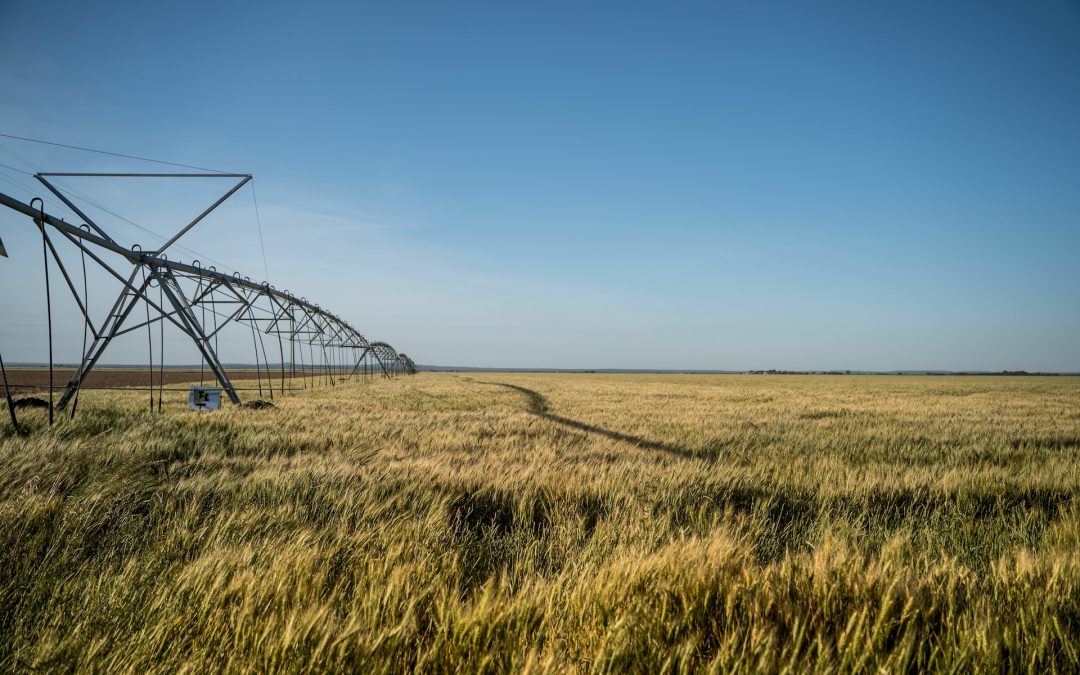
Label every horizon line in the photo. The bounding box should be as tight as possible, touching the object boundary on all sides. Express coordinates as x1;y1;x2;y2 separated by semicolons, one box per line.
4;362;1078;376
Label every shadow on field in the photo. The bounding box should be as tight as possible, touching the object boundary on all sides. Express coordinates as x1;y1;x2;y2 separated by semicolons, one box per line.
483;381;697;459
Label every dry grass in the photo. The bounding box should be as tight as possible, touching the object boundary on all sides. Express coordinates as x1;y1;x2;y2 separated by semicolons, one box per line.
2;372;1080;672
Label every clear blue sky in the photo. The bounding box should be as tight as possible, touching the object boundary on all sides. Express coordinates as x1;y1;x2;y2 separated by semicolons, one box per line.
1;1;1078;370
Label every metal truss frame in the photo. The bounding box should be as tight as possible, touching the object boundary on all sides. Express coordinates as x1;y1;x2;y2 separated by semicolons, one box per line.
0;173;415;408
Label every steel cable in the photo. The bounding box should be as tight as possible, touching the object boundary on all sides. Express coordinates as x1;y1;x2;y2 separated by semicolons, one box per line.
32;199;55;426
158;281;165;413
70;229;91;419
141;268;154;413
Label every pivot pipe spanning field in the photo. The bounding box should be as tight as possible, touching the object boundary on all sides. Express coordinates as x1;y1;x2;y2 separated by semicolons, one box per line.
0;172;416;411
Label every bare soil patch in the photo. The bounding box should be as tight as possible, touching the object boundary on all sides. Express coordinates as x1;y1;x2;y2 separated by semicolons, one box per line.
5;367;274;392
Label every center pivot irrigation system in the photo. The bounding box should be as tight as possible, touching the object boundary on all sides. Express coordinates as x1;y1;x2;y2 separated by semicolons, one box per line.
0;168;416;424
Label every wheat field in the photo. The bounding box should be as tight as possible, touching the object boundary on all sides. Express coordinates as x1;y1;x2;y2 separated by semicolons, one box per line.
2;372;1079;673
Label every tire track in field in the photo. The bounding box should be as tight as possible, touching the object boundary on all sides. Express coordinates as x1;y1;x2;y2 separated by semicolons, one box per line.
471;378;698;459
